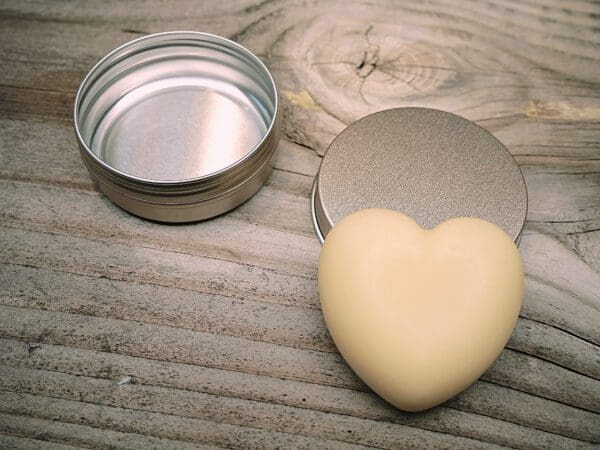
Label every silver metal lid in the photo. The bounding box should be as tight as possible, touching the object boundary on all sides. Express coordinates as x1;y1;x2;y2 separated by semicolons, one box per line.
311;107;527;243
74;31;280;222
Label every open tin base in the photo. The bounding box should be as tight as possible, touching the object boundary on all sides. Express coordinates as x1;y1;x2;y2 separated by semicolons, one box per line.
74;31;280;222
311;108;527;245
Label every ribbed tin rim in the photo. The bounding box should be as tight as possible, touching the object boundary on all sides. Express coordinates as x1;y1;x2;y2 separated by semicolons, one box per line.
310;176;326;244
73;31;279;187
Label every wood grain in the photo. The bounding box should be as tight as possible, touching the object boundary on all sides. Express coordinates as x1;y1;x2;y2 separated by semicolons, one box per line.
0;0;599;448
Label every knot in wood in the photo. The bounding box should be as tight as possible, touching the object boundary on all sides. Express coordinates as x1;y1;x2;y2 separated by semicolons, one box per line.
356;46;379;78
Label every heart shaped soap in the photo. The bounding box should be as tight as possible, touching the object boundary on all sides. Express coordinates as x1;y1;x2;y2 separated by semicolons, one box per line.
318;209;524;411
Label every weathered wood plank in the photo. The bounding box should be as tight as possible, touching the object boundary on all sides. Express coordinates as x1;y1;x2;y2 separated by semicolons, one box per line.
0;366;504;450
486;350;599;413
520;232;600;312
0;179;319;276
0;302;357;389
1;2;599;153
2;208;598;363
0;412;216;450
2;262;598;380
0;263;333;353
0;0;599;447
1;171;598;303
0;392;365;450
0;338;597;446
1;301;598;416
508;318;599;380
0;433;83;450
0;226;320;309
520;274;600;346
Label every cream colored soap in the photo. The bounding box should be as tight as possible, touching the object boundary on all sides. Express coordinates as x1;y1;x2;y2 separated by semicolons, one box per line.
318;209;524;412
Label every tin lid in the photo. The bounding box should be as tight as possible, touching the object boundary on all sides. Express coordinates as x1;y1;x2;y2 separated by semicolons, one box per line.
311;107;527;243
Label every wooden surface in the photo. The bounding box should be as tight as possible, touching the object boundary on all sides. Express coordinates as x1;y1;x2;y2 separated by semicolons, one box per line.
0;0;599;448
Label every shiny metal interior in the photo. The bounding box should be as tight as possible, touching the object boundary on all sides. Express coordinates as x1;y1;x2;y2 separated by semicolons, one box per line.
76;31;276;183
74;31;280;222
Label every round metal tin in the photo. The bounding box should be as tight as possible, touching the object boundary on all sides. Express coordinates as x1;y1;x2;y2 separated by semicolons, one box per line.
74;31;280;222
311;107;527;244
